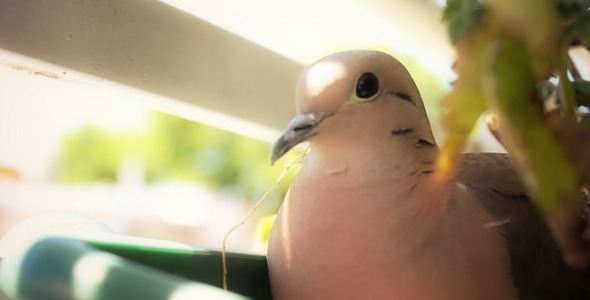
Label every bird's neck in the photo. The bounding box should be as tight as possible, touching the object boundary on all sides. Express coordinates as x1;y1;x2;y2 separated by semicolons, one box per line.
300;134;451;225
304;135;438;188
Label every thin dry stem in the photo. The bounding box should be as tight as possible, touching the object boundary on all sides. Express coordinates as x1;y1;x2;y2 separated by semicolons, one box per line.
221;146;310;291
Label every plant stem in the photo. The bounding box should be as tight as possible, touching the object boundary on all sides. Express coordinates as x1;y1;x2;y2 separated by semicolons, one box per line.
221;145;309;291
558;48;577;116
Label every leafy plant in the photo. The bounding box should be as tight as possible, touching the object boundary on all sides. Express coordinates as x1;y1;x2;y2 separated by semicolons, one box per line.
441;0;590;267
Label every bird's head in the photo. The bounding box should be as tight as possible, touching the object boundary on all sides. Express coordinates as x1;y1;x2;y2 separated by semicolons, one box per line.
271;51;435;164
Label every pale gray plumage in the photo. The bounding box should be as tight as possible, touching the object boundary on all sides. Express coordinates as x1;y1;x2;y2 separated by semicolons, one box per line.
268;50;590;300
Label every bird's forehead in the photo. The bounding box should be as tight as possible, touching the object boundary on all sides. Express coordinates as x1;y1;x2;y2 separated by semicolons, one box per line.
303;61;348;96
296;60;353;113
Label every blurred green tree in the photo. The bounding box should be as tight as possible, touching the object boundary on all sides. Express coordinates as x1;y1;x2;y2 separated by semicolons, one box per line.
57;126;126;183
55;112;299;211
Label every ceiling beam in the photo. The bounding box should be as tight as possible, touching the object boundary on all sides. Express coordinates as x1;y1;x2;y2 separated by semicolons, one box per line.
0;0;303;137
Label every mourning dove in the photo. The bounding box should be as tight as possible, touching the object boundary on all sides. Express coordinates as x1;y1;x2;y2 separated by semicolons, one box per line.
267;51;590;300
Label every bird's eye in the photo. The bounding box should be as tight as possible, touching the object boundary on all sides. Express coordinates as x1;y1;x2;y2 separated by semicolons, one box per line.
355;72;380;101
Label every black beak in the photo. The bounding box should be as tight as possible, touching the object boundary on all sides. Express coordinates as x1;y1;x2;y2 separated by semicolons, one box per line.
271;112;334;164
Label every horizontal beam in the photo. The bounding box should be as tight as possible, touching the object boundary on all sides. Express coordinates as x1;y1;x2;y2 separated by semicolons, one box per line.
0;0;304;139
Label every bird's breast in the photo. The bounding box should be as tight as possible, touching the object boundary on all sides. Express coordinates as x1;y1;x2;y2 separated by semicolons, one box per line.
267;174;519;300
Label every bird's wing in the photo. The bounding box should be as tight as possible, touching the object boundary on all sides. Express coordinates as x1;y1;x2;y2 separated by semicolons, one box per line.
457;152;590;300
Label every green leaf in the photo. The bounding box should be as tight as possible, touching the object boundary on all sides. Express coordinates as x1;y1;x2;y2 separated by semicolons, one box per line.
491;35;578;210
556;0;590;18
439;22;490;171
442;0;484;44
564;10;590;44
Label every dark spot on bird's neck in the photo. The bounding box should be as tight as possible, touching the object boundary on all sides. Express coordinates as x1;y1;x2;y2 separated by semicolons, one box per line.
416;139;436;148
418;169;434;177
391;92;416;106
392;128;414;136
490;188;529;201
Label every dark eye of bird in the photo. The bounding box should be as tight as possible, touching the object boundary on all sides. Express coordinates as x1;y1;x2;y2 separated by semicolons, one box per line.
355;72;379;100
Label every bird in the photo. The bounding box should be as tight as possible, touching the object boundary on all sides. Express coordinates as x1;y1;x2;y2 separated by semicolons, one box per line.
267;50;590;300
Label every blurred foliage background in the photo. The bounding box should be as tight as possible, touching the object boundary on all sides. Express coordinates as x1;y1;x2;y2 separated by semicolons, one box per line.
56;111;297;212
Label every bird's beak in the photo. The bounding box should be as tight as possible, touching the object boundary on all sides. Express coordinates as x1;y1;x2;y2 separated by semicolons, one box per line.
271;112;334;164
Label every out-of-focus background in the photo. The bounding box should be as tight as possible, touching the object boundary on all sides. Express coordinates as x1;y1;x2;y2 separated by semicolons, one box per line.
0;0;503;253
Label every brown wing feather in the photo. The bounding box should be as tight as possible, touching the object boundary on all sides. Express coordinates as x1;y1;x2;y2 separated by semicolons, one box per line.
457;152;590;300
